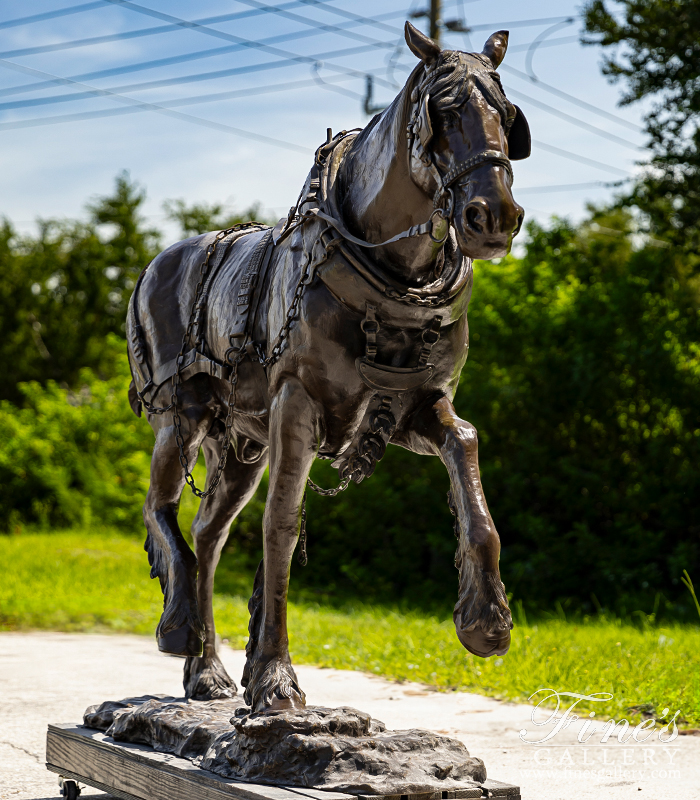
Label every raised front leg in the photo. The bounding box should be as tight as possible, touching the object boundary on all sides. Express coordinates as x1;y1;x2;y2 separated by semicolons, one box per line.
184;438;269;700
408;395;512;657
242;378;318;712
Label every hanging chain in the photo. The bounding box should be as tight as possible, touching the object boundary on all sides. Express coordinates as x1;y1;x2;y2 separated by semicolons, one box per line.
306;476;350;496
258;254;314;369
138;391;173;415
298;491;308;566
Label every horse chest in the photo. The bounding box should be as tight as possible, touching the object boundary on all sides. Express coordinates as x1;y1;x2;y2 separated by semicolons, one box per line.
279;279;469;478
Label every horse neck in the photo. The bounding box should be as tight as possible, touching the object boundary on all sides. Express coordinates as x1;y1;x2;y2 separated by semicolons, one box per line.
339;75;440;284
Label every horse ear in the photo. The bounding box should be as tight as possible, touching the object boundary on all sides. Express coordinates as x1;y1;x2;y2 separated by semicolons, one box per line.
405;21;441;64
482;30;509;68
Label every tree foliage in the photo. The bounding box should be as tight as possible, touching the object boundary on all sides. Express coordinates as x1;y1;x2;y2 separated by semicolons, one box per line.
163;199;275;237
0;173;160;402
3;201;697;616
583;0;700;256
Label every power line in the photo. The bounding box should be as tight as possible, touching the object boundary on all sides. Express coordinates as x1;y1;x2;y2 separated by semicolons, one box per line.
0;7;620;143
0;42;400;112
516;181;619;194
524;18;576;80
0;4;631;181
0;67;382;126
0;2;106;30
0;6;409;100
507;35;580;54
0;0;348;60
214;0;399;52
0;58;312;154
0;57;632;183
467;16;574;31
99;0;395;68
505;86;642;151
499;64;643;133
532;139;629;176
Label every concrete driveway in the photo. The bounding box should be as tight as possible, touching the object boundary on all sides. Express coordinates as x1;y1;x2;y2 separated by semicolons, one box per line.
0;632;697;800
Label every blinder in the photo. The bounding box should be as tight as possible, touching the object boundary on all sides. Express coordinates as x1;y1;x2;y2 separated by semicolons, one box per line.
416;91;433;150
507;105;531;160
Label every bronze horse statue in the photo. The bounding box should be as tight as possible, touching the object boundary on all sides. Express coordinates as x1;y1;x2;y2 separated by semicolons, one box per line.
127;23;530;712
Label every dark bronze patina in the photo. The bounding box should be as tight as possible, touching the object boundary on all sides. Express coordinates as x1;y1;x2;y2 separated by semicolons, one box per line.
126;24;531;713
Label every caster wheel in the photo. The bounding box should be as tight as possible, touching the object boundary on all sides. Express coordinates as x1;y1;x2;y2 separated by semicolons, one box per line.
60;778;80;800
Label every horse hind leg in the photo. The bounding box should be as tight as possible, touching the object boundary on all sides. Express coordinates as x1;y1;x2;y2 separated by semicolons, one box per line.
184;436;268;701
143;388;214;657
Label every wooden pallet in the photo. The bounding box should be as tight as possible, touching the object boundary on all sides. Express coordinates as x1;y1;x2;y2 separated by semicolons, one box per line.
46;724;520;800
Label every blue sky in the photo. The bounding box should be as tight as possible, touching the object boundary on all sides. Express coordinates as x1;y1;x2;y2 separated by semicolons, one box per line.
0;0;645;244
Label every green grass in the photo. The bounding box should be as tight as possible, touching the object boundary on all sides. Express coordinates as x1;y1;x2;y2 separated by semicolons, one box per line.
2;530;699;728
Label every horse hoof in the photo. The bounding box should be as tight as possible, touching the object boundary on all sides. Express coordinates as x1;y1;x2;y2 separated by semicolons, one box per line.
456;624;511;658
158;624;204;657
184;653;238;700
243;656;306;713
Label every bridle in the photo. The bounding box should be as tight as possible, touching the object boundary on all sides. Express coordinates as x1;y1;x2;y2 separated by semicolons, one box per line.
285;61;515;251
405;62;514;244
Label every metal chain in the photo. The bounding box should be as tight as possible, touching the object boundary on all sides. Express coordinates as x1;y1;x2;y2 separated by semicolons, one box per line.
298;491;308;566
306;476;350;496
259;254;314;369
137;391;173;415
297;475;350;568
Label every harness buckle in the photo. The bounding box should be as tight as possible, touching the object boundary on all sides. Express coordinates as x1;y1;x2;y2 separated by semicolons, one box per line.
428;207;450;244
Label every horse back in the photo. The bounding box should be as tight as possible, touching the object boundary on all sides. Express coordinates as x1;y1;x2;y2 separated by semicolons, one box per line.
127;228;270;405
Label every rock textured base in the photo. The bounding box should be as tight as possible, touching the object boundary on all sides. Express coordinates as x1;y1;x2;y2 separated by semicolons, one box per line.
84;697;486;795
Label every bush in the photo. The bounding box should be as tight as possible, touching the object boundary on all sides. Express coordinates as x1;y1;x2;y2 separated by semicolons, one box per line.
2;207;698;618
0;336;151;532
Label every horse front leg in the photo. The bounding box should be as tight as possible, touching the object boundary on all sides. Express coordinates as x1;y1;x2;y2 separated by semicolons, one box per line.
408;395;512;657
242;378;316;712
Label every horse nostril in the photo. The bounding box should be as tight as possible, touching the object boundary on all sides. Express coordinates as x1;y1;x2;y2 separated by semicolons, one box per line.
513;210;524;236
464;199;489;235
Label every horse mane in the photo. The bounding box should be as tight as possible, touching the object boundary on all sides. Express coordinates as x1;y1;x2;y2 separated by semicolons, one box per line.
349;49;513;160
426;51;511;123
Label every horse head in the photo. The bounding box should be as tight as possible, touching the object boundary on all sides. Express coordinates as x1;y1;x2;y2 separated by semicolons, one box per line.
405;22;530;260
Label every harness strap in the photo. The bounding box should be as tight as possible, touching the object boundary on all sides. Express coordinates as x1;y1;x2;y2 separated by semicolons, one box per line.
418;315;442;365
306;207;447;249
433;149;513;206
361;304;379;364
192;230;240;348
228;228;275;342
151;348;231;389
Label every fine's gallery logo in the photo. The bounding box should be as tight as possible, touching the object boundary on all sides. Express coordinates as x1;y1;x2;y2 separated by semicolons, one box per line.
519;689;680;745
516;689;683;782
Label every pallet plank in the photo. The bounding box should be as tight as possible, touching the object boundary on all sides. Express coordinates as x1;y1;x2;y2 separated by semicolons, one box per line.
47;726;308;800
46;724;519;800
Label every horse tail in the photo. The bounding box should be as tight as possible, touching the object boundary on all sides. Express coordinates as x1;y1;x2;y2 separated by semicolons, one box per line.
125;264;150;419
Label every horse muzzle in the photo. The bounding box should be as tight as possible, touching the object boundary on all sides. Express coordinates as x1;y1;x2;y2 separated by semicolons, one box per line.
453;188;524;260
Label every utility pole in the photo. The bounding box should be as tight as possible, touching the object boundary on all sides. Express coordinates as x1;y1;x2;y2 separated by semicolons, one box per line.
429;0;441;44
